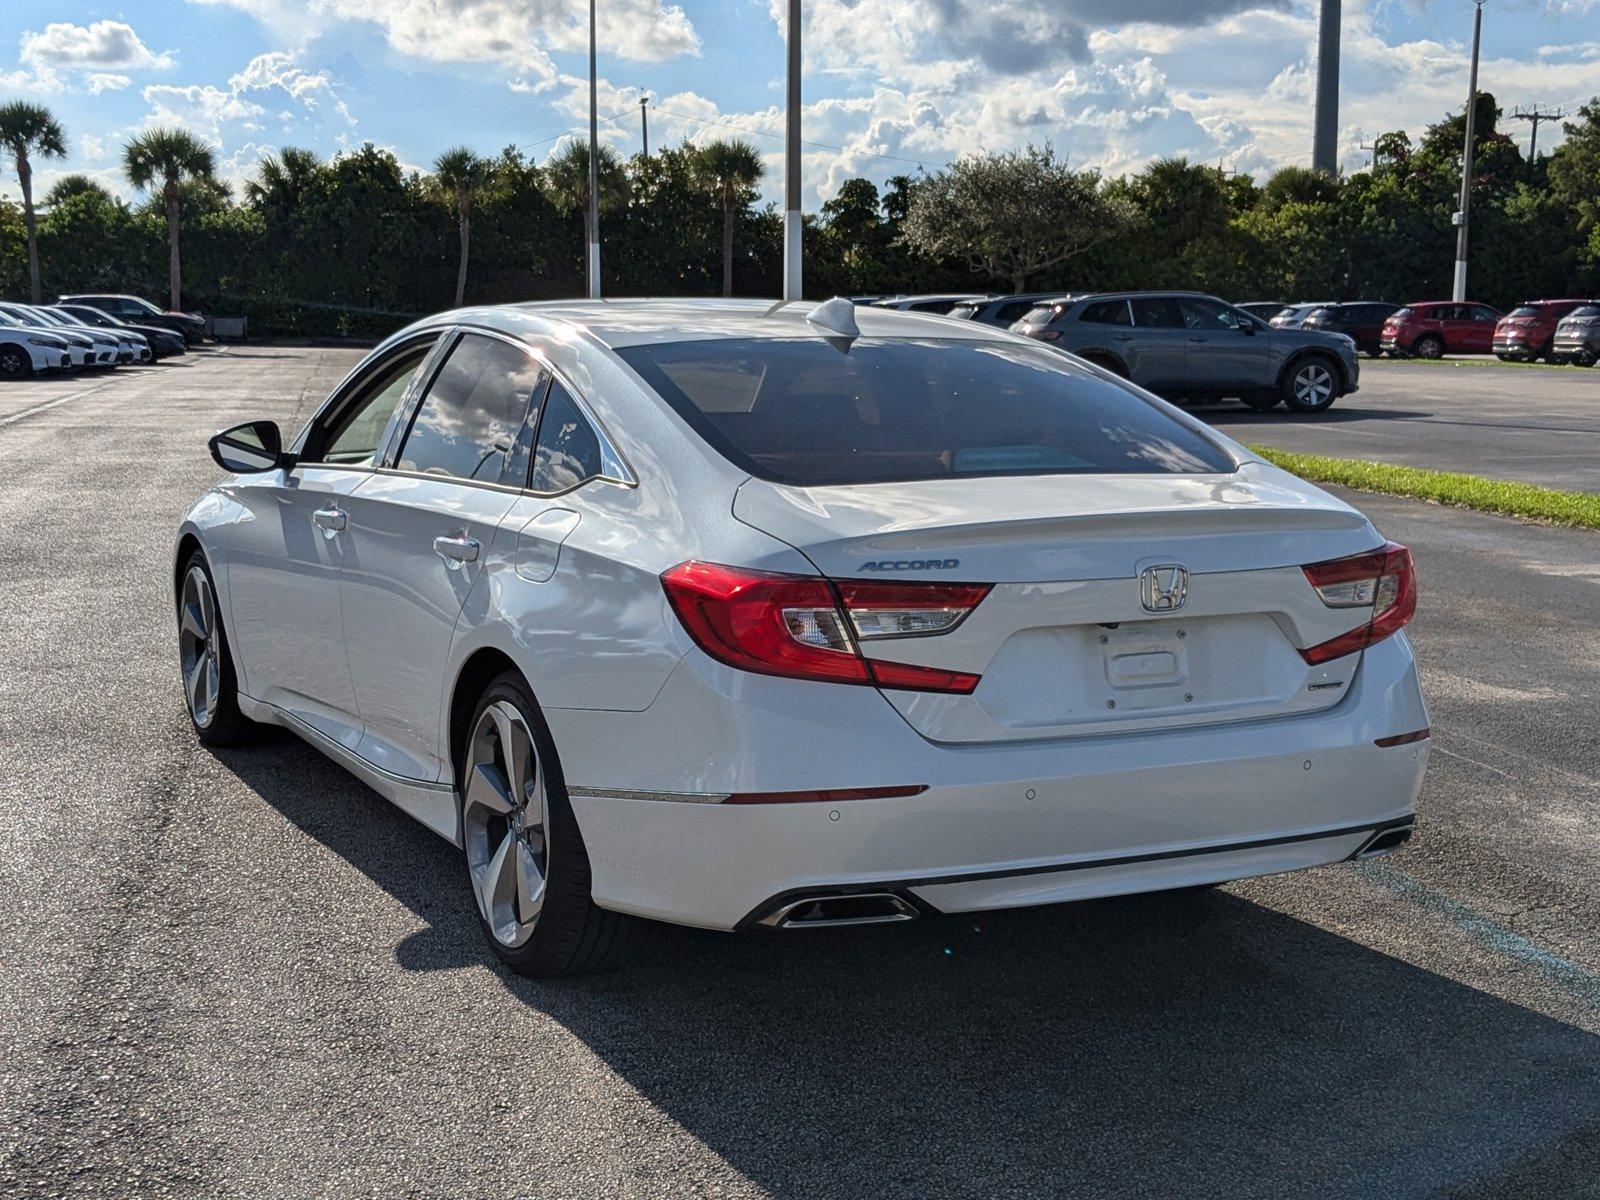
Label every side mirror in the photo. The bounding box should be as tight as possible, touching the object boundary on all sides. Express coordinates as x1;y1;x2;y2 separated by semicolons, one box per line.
1238;320;1257;335
209;420;291;473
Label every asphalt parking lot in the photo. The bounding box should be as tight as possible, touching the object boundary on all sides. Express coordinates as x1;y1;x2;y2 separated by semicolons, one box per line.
2;348;1598;1199
1210;359;1600;493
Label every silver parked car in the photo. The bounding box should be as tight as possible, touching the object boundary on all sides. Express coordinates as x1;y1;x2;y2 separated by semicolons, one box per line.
1011;291;1360;414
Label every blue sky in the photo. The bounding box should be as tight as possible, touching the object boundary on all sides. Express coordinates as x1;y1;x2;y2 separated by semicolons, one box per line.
3;0;1598;209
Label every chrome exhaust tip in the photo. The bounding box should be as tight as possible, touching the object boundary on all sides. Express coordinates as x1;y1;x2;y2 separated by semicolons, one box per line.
1355;825;1413;859
758;892;919;929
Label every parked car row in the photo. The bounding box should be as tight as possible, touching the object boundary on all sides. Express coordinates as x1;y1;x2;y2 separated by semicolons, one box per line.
1252;296;1600;363
0;294;201;380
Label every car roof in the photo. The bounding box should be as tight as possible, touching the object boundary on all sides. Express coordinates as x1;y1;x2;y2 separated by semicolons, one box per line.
397;297;1033;351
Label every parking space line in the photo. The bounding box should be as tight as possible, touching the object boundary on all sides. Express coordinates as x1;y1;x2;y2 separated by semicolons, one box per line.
0;377;126;428
1355;860;1600;1012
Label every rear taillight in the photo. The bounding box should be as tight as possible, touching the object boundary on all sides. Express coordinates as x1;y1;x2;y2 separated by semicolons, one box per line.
661;561;991;693
1033;329;1063;342
1299;542;1417;665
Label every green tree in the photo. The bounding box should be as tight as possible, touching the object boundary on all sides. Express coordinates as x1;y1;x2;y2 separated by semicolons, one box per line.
122;127;216;309
691;138;765;296
245;147;323;218
0;101;68;302
432;146;489;306
44;173;111;208
902;145;1136;291
541;140;627;279
1548;99;1600;266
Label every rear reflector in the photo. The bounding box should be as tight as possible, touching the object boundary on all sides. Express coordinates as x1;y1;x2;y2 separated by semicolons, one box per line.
661;561;989;693
723;785;928;805
1375;728;1430;747
1299;541;1417;665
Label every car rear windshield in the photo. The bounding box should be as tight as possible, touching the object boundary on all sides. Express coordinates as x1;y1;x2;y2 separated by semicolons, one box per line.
1508;306;1540;318
1015;305;1057;325
615;337;1236;487
1570;305;1600;318
947;303;981;319
1392;307;1414;318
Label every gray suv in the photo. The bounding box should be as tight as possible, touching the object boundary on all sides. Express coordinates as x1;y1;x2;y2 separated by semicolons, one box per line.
1011;291;1360;413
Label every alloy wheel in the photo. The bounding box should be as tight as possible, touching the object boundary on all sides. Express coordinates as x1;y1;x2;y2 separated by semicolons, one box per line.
178;565;221;728
1292;363;1335;409
463;701;549;948
0;349;26;377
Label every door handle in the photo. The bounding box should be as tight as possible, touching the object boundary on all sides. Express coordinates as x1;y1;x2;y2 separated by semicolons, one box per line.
1112;334;1133;341
311;505;347;538
433;533;481;568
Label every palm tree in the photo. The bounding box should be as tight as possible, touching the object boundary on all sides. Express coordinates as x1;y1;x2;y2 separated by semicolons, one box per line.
122;127;216;310
245;146;322;218
44;174;112;207
433;147;489;307
542;140;626;271
0;101;68;303
692;139;765;297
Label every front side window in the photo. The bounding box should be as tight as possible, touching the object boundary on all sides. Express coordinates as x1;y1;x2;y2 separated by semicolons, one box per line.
310;341;437;467
617;336;1236;487
397;333;548;484
1471;305;1499;322
1179;297;1250;330
530;383;603;493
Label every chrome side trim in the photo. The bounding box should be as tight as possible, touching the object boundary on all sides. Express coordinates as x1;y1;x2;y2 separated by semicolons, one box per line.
569;785;730;804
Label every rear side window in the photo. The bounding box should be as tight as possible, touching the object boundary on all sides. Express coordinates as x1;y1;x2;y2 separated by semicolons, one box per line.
397;332;547;485
529;383;603;493
1130;297;1185;328
617;336;1236;487
1079;300;1131;325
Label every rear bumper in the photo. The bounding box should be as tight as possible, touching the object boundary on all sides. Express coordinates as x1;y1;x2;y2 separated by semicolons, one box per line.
553;634;1429;930
1378;335;1403;353
1552;335;1598;359
1492;337;1538;356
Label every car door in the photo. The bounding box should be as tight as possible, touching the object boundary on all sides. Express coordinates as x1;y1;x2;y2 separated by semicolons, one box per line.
1468;305;1501;352
223;335;440;749
1177;296;1264;392
1124;297;1189;391
339;329;551;783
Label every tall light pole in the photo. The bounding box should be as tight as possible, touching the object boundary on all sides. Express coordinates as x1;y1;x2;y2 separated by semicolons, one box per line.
639;92;649;158
1312;0;1341;175
1452;0;1485;302
587;0;601;299
783;0;802;302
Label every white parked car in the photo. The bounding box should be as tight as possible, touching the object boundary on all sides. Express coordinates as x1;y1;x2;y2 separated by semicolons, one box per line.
0;322;73;377
0;302;120;368
31;304;149;363
175;299;1429;976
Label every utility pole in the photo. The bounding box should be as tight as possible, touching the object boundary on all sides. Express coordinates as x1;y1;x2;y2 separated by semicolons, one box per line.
1510;104;1564;165
1312;0;1341;175
1452;0;1484;303
783;0;802;302
639;92;649;158
587;0;601;299
1358;138;1377;170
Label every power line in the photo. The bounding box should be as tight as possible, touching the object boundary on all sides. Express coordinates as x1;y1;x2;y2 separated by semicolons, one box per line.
1510;104;1566;164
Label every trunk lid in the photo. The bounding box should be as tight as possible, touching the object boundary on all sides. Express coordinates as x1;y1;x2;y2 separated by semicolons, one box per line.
734;463;1383;744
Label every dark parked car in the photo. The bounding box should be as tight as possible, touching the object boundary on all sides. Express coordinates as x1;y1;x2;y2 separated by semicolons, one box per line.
1010;290;1359;413
1236;302;1288;322
871;293;990;314
1300;302;1401;356
1380;302;1501;358
1551;304;1600;366
1493;300;1592;362
948;293;1073;327
58;293;206;345
54;304;187;360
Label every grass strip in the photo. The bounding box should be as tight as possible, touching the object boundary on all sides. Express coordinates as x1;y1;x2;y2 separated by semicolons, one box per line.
1247;445;1600;530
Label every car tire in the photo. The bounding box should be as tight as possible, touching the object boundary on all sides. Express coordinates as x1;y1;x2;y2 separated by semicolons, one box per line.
177;551;261;746
0;343;33;380
1241;394;1281;412
1413;335;1444;360
1280;355;1340;414
459;671;634;978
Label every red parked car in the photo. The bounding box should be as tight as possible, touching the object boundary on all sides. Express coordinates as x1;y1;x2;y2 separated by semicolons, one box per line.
1379;302;1502;358
1493;300;1591;362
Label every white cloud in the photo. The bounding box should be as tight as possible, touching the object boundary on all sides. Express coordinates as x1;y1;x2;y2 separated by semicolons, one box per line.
188;0;700;69
21;20;174;71
88;73;132;94
139;51;359;144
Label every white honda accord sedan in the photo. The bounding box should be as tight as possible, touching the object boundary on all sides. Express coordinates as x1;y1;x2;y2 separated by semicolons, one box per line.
175;298;1429;976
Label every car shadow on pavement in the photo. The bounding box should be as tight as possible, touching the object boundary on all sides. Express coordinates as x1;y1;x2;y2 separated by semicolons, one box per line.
1202;404;1434;426
218;738;1600;1200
